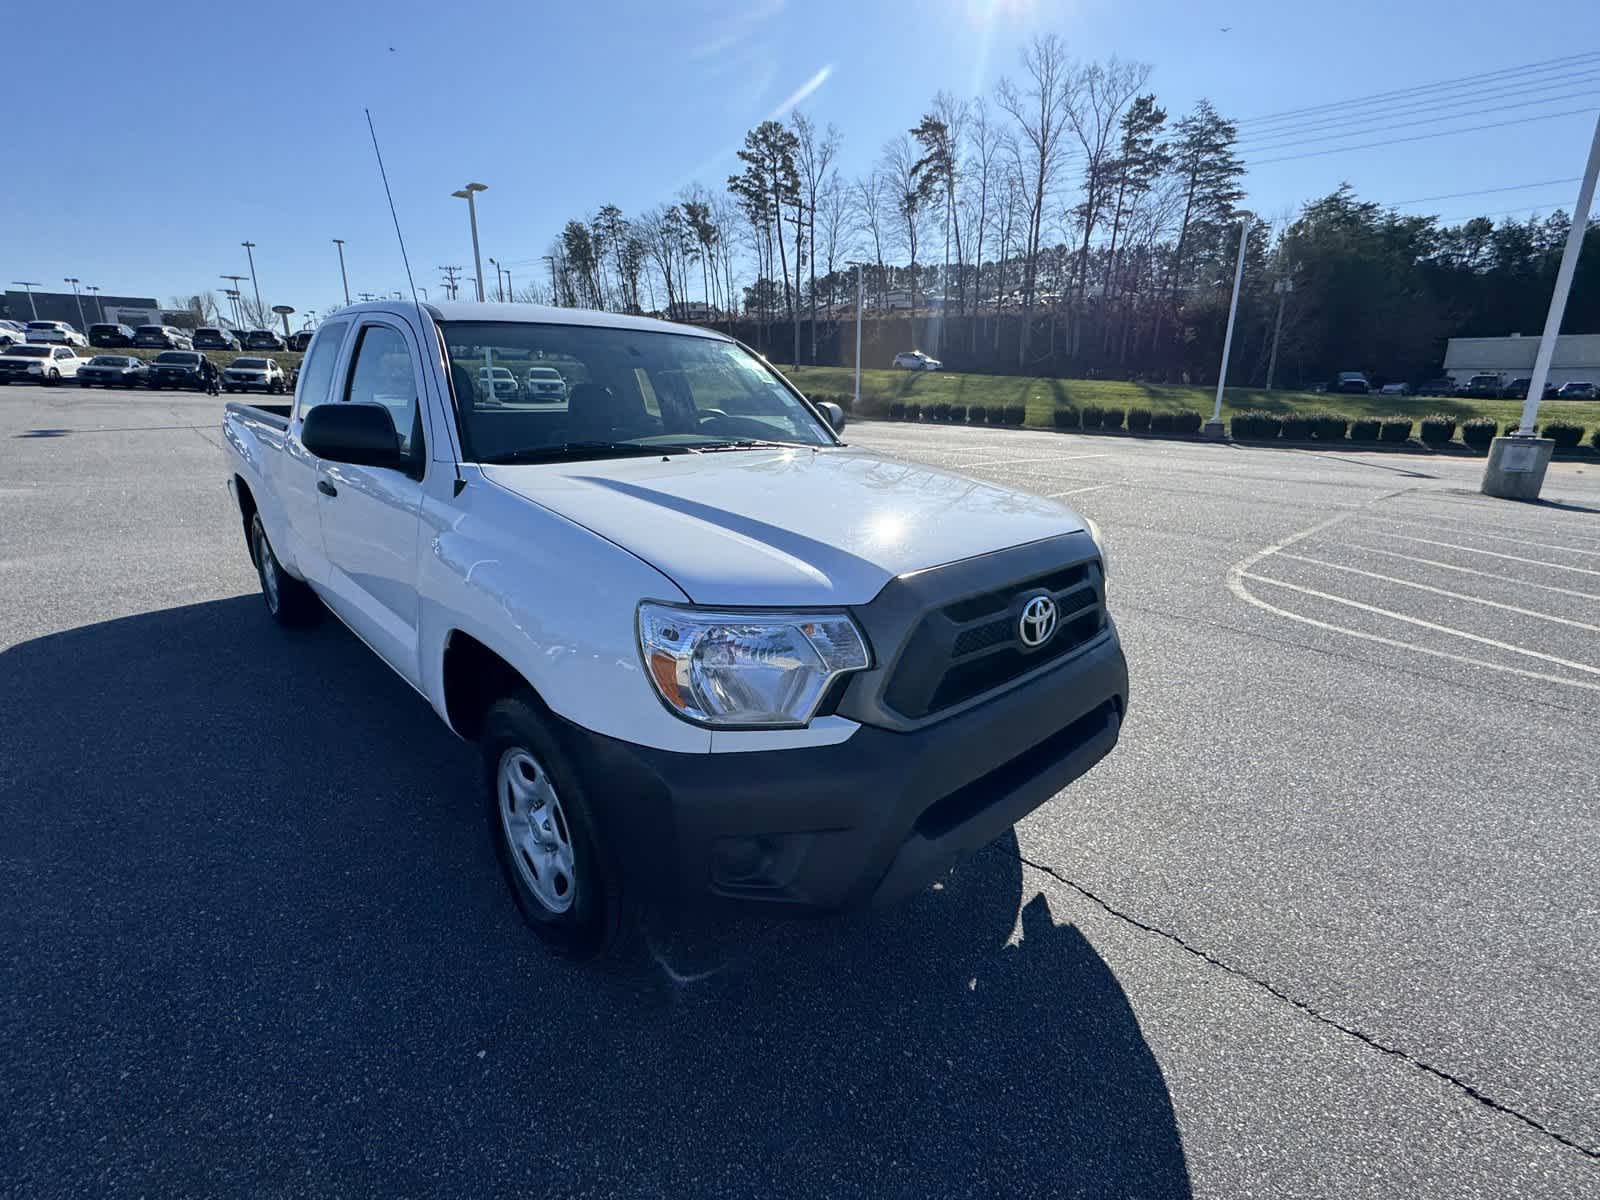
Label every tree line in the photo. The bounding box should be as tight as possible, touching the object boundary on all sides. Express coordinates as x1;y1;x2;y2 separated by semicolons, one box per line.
534;32;1597;387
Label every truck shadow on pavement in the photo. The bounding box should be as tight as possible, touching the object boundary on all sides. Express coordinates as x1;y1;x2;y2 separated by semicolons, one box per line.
2;596;1191;1199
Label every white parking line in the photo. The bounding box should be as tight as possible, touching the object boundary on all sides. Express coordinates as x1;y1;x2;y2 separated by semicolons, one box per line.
947;453;1110;469
1362;515;1600;559
1047;482;1118;498
1340;544;1600;602
1275;553;1600;632
1241;573;1600;677
1371;502;1600;549
1366;531;1600;578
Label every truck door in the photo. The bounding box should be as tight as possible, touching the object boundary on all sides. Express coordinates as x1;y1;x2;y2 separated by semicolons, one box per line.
274;318;351;585
312;317;428;686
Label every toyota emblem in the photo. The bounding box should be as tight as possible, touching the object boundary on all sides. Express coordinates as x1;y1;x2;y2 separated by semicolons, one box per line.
1018;595;1058;648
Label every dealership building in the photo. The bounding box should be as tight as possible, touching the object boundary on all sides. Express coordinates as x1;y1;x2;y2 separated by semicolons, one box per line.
2;289;164;330
1442;333;1600;387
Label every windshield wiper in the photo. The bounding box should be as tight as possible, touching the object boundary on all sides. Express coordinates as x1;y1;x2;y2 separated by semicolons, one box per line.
692;438;795;452
477;441;693;465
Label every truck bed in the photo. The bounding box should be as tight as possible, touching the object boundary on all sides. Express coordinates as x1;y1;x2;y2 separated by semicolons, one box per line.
225;400;291;427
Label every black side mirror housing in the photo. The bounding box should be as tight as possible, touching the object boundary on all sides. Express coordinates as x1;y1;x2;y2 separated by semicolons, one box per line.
301;403;403;469
817;400;846;433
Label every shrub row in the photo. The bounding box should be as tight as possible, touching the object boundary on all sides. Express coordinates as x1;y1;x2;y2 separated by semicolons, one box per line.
887;401;1025;426
1055;406;1199;434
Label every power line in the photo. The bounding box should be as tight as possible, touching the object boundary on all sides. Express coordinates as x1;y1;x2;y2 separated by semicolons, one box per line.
1237;73;1600;148
1247;106;1599;167
1236;50;1600;129
1386;178;1581;207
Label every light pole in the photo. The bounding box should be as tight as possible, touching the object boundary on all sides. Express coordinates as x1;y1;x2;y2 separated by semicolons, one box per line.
489;257;504;302
1265;275;1293;392
504;266;513;301
451;183;488;301
63;278;87;332
847;260;868;413
1482;114;1600;500
1206;217;1251;438
11;282;41;319
85;285;104;323
241;241;262;314
332;239;351;306
221;275;248;327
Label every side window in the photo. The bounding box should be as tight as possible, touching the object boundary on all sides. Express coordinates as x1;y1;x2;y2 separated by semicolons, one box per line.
345;324;423;463
295;320;349;415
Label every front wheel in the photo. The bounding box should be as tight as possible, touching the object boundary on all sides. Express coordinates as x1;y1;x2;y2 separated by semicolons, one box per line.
481;692;625;960
45;369;61;386
249;512;320;627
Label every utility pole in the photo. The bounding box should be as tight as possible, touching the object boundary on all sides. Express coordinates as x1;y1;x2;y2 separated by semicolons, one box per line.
489;257;505;302
504;266;513;301
1206;217;1252;438
221;275;249;327
241;241;262;314
451;183;488;301
543;256;558;304
332;239;351;306
358;292;376;303
11;282;41;319
1265;275;1293;392
63;278;87;331
1482;114;1600;501
438;265;462;300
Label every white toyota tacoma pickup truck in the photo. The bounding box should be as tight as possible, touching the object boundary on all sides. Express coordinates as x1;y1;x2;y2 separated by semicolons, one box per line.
222;301;1127;957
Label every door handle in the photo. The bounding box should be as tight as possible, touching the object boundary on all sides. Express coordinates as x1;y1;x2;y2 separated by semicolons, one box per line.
317;480;338;498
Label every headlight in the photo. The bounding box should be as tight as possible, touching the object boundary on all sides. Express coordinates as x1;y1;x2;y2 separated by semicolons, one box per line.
1084;517;1109;577
638;603;870;728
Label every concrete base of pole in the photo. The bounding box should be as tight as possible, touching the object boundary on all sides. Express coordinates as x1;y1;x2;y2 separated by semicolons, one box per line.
1203;419;1227;440
1480;436;1554;500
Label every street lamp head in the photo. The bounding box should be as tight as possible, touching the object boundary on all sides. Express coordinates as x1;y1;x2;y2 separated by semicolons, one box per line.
466;182;487;193
451;190;470;199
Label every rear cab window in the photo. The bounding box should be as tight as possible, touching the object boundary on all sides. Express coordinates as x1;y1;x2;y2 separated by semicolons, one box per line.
294;321;351;416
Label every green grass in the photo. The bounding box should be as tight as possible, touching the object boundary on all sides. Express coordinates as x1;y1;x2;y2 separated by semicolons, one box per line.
785;366;1600;443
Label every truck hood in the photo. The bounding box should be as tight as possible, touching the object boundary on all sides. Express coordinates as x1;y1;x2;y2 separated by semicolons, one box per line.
482;446;1087;605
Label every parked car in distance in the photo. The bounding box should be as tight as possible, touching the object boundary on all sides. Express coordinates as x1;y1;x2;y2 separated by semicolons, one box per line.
146;350;209;390
221;300;1125;959
193;327;242;351
223;356;287;393
1556;380;1597;400
243;329;286;351
0;319;27;349
523;365;568;402
76;354;149;387
892;350;943;371
25;320;88;347
1417;377;1457;396
1502;377;1559;399
478;364;521;402
134;324;194;350
1462;373;1503;398
1332;371;1371;394
288;330;315;352
88;323;137;348
1378;382;1411;396
0;342;84;384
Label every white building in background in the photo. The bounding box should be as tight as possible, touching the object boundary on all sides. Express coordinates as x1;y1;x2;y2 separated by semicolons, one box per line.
1443;333;1600;386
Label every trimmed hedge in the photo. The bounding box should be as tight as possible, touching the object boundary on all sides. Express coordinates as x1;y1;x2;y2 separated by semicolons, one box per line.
1350;418;1381;442
1461;417;1497;450
948;403;967;423
1504;420;1525;437
968;406;987;425
1592;428;1600;450
932;401;952;422
1419;414;1457;445
1279;414;1314;440
1127;407;1152;433
1231;410;1280;439
1312;412;1349;440
1080;404;1104;430
1101;407;1125;432
1379;417;1413;444
1149;411;1176;433
1173;410;1203;435
1003;403;1026;426
888;401;906;420
1544;420;1585;449
904;402;922;422
987;404;1008;425
1053;406;1079;429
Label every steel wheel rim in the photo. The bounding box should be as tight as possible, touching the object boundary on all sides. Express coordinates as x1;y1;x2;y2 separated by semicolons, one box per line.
497;747;577;915
254;524;281;612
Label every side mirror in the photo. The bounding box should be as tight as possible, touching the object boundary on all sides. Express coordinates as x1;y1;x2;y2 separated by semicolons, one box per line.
301;402;403;469
817;400;846;433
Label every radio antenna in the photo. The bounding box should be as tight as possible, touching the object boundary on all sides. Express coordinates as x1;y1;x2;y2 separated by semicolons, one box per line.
365;108;466;496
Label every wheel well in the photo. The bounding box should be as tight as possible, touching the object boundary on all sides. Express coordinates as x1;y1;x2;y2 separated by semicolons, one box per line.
443;632;532;741
234;476;259;559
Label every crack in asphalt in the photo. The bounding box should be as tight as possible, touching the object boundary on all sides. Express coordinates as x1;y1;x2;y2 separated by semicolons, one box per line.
999;845;1600;1161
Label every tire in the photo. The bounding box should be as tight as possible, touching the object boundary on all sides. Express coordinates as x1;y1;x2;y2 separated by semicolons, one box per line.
45;369;60;387
248;512;320;628
481;692;626;960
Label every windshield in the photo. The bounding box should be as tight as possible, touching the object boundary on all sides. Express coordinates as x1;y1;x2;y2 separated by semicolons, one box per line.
7;345;51;357
233;357;269;368
154;352;199;364
26;322;57;330
442;321;833;462
89;356;130;366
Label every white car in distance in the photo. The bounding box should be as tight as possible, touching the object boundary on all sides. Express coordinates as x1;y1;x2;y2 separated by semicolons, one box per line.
0;342;84;385
892;350;942;371
524;365;568;403
25;320;88;347
478;365;521;402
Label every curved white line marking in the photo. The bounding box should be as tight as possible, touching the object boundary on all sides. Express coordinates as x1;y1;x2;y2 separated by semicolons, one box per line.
1341;544;1600;602
1363;515;1600;559
1368;532;1600;577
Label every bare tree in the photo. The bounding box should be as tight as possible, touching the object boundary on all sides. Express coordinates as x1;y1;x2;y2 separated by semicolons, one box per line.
792;112;840;360
882;134;928;345
964;97;1003;349
1065;59;1150;315
816;171;852;312
852;172;889;309
995;32;1075;365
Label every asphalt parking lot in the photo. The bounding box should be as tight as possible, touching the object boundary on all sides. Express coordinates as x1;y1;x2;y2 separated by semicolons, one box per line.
3;382;1598;1197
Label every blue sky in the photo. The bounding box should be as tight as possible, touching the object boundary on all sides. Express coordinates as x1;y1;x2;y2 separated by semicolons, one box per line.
9;0;1599;317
